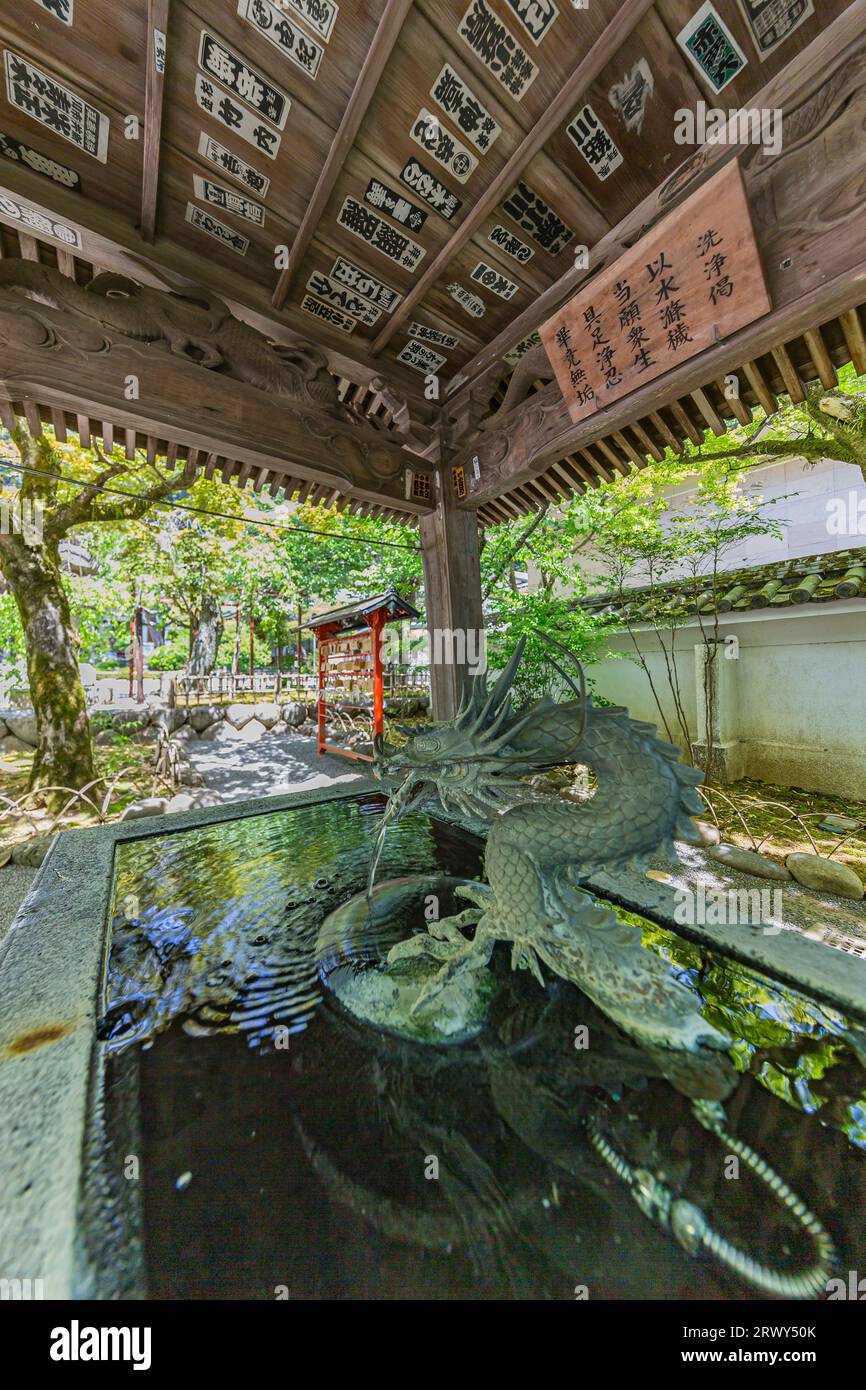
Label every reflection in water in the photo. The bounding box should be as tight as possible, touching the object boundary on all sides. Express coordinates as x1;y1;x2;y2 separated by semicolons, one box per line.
100;794;866;1299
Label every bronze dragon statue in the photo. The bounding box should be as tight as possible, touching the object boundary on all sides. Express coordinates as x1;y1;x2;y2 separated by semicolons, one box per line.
370;634;730;1057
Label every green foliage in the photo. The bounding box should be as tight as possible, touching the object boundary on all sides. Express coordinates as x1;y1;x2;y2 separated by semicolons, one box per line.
215;626;272;673
147;630;190;671
0;591;24;660
485;592;614;704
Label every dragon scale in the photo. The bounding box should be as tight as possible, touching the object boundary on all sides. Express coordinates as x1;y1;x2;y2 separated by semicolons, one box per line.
372;636;730;1057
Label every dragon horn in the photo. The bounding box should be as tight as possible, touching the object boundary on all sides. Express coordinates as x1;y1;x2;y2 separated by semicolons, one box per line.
479;695;556;753
532;629;588;750
469;635;526;735
453;680;471;724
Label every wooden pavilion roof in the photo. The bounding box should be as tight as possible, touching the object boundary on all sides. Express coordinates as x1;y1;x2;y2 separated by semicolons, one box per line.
0;0;864;520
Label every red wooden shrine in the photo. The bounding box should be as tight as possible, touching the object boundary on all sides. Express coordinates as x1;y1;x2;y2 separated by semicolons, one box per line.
307;588;420;763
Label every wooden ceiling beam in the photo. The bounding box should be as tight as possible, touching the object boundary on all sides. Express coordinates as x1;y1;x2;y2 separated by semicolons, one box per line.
0;167;437;422
742;359;779;416
612;430;646;470
489;491;522;519
648;410;683;455
0;309;432;511
839;308;866;375
482;499;512;524
555;456;592;488
803;327;838;389
568;455;599;487
530;474;563;504
769;345;806;404
595;438;629;476
580;448;613;484
539;469;573;501
372;0;656;354
691;388;726;438
716;379;752;426
446;0;866;408
272;0;416;308
141;0;169;244
667;399;703;447
628;420;663;464
462;271;866;508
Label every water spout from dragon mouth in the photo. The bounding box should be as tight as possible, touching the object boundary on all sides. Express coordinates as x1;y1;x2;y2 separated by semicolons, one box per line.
366;772;427;900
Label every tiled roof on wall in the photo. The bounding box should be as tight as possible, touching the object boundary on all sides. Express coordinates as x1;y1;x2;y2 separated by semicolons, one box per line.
581;548;866;624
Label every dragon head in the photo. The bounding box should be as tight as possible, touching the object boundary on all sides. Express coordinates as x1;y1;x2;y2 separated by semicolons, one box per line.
367;635;587;895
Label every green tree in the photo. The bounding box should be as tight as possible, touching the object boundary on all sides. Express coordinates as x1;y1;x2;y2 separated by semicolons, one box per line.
0;424;192;802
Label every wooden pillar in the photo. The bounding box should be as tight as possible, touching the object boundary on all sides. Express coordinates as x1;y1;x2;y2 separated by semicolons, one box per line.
419;488;483;722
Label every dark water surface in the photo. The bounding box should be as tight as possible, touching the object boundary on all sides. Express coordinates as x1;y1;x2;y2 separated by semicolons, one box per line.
99;794;866;1300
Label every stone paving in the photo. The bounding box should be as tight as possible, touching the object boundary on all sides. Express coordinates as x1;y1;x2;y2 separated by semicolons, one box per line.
186;729;369;802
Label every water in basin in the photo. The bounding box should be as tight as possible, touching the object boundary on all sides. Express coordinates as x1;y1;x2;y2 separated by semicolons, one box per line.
96;792;866;1299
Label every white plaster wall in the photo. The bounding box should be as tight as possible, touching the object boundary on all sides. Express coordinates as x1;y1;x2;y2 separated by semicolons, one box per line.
586;605;866;799
529;457;866;596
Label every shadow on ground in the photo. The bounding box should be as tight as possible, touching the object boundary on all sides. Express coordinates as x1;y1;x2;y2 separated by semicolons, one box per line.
187;731;368;802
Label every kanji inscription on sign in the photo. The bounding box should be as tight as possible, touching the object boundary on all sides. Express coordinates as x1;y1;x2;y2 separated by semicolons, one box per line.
540;163;771;424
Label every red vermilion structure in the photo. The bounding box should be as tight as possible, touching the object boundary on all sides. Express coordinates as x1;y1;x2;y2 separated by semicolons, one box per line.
307;588;420;763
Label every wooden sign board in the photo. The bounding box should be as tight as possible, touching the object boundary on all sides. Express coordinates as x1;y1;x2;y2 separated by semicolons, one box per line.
540;163;771;425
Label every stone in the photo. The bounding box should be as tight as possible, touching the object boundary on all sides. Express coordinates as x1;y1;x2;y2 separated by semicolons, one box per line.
11;831;56;868
189;705;224;733
786;853;864;901
237;718;267;742
0;734;34;757
269;720;289;735
282;702;306;727
226;703;255;728
696;820;722;847
120;798;168;821
169;725;197;744
150;707;187;734
191;790;223;808
4;713;37;745
199;720;244;742
107;707;148;729
817;814;862;834
178;767;205;787
708;844;791;881
252;702;280;728
167;789;222;812
0;717;6;740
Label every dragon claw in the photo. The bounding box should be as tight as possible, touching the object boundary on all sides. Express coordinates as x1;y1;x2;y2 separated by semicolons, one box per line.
407;944;486;1016
456;882;492;908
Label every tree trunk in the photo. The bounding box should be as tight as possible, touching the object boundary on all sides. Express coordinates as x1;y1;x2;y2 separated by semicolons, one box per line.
232;599;241;677
0;533;95;802
188;591;223;675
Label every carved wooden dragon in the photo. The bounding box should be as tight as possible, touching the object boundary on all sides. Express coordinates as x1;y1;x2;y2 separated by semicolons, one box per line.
0;258;340;413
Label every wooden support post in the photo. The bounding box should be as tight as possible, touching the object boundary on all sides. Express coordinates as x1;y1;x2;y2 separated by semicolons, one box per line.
419;488;483;722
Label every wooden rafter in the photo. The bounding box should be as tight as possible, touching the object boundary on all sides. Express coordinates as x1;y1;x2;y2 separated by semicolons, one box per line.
141;0;169;244
371;0;655;355
446;0;866;408
271;0;416;309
